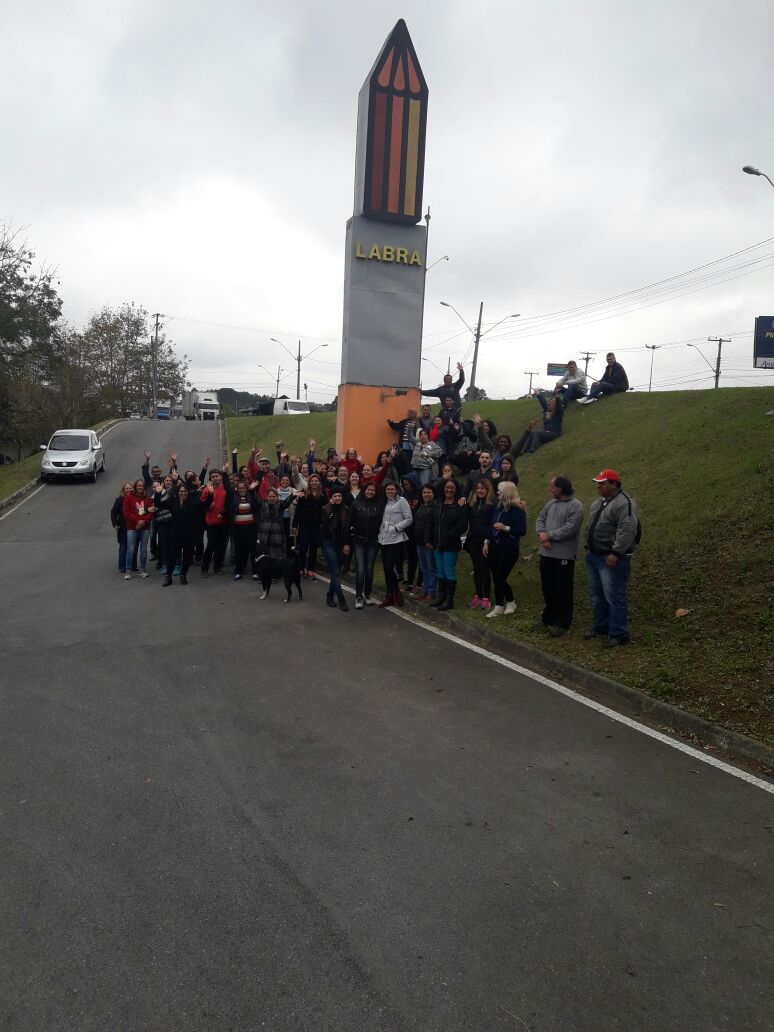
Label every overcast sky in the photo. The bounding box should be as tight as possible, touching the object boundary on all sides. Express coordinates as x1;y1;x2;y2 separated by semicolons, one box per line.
4;0;774;401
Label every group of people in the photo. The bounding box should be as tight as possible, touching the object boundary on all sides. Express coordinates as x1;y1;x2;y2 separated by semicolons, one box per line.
508;352;631;459
109;365;639;646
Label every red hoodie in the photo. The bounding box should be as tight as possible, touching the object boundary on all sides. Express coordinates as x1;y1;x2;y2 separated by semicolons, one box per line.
200;483;229;525
122;492;151;531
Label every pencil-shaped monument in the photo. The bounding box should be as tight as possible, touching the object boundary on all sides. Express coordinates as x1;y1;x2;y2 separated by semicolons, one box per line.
337;19;429;458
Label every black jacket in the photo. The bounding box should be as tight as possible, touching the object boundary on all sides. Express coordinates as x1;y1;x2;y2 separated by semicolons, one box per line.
320;503;349;545
465;499;495;549
422;369;465;408
413;501;438;547
347;496;384;545
432;502;468;552
537;393;564;434
600;362;629;391
293;493;326;531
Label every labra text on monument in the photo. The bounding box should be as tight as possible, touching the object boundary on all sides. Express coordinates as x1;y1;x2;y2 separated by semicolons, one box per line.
354;241;422;266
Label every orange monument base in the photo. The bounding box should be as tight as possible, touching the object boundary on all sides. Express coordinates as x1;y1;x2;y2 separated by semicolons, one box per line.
336;383;421;465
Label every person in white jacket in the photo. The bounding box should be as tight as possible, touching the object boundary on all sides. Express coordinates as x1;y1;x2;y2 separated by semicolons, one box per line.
554;360;587;405
377;482;413;608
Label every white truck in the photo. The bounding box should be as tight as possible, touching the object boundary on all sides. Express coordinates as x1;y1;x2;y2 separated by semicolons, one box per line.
182;390;220;421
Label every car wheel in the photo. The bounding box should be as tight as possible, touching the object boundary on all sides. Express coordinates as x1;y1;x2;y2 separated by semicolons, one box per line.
90;465;98;483
100;456;106;474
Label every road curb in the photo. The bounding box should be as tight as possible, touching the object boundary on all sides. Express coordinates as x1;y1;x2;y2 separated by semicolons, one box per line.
397;597;774;772
0;419;125;514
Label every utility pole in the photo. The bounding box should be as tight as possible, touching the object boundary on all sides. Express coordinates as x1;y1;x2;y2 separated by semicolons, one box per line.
524;370;538;395
708;336;730;389
152;313;161;416
645;344;661;392
295;340;302;401
579;351;595;375
469;301;485;393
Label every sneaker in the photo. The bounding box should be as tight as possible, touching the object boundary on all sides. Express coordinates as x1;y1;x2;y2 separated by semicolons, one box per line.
306;570;316;580
233;573;242;581
584;396;597;405
504;601;517;615
251;573;259;581
355;595;364;609
480;597;491;610
138;570;149;579
469;595;481;609
326;594;337;608
365;596;377;606
338;598;349;612
486;605;505;619
124;573;131;580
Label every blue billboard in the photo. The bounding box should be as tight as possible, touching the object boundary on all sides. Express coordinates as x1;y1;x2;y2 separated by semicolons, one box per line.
753;316;774;369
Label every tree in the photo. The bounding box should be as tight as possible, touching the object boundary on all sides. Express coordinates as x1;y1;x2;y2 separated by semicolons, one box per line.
464;385;488;402
0;224;63;451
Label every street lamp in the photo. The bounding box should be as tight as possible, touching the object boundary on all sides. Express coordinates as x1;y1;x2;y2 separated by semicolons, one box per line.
687;340;723;389
440;301;520;393
258;363;287;398
645;344;661;393
270;337;329;400
426;255;450;272
742;165;774;191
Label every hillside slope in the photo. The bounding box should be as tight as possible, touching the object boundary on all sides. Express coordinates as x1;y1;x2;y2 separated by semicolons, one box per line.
227;387;774;746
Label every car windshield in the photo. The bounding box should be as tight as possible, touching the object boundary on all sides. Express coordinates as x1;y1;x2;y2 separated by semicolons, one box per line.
50;434;90;451
286;402;308;412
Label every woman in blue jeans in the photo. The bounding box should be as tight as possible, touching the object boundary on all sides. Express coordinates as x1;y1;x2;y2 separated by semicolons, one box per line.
320;487;350;611
346;481;384;609
430;478;468;611
413;484;438;601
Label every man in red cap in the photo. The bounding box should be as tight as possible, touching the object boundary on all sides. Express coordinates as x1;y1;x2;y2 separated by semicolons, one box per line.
583;469;640;646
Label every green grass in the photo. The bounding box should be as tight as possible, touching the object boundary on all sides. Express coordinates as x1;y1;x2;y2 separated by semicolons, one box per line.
0;419;118;502
228;390;774;747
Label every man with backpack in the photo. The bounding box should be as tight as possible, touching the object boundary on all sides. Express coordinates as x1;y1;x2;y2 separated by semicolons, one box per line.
584;469;640;647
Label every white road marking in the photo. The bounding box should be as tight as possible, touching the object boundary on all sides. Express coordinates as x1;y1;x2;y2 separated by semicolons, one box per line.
318;576;774;795
0;484;46;521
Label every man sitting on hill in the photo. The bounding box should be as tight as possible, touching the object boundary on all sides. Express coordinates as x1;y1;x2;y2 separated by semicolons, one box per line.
555;360;588;405
579;352;629;404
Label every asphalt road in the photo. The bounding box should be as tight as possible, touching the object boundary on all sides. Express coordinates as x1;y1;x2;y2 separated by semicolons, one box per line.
1;420;772;1032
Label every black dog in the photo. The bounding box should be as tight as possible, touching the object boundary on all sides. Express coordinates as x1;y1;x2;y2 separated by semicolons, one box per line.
255;549;303;603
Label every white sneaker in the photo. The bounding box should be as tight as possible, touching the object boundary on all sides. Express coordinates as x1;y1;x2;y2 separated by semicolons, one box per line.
486;605;505;618
138;570;149;578
576;397;589;404
585;396;597;405
124;573;131;580
365;596;377;606
355;596;364;610
504;601;517;615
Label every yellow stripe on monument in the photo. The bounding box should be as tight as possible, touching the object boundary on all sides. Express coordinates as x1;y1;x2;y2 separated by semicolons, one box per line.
404;99;421;216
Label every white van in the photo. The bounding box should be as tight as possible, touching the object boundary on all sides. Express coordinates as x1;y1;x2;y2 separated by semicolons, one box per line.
40;429;105;482
273;399;310;415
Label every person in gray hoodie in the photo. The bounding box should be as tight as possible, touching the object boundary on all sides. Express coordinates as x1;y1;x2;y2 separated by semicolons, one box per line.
535;475;584;636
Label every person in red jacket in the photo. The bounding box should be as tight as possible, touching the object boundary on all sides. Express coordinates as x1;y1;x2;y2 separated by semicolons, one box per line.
200;468;232;575
122;479;152;580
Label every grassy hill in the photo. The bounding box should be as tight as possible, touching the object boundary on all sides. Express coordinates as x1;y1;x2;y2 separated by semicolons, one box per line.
227;387;774;747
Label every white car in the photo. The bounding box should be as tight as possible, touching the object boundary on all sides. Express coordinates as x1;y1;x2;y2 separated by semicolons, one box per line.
40;429;106;483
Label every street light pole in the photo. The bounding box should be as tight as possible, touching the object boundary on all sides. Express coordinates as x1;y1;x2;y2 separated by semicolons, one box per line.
271;337;328;400
439;302;520;396
742;165;774;191
707;336;730;389
645;344;661;392
470;301;485;393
